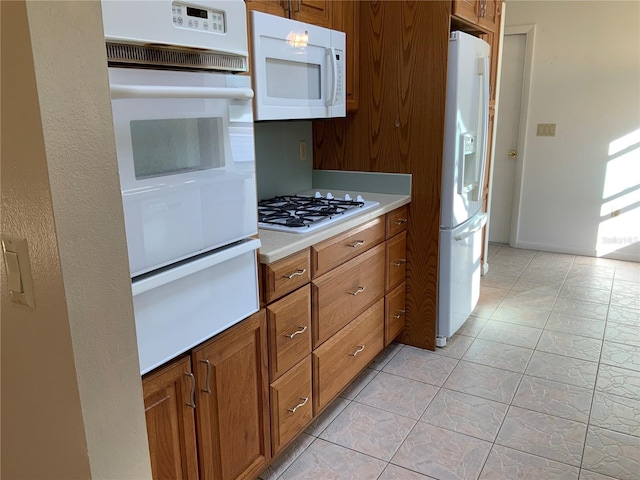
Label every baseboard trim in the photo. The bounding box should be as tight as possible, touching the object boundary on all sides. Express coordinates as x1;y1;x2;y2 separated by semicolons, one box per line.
512;240;640;263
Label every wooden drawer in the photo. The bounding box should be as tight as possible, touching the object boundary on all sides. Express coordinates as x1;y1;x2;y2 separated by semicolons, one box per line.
312;299;384;414
385;282;406;346
386;231;407;292
266;285;312;381
311;217;385;278
312;243;385;347
270;355;313;455
386;205;409;238
263;249;310;304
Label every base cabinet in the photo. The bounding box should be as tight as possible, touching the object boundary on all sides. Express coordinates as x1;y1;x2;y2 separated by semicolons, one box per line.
193;310;271;480
142;356;199;480
142;310;270;480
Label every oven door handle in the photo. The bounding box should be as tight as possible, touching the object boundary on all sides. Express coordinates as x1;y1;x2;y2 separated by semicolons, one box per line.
110;84;254;100
131;238;261;296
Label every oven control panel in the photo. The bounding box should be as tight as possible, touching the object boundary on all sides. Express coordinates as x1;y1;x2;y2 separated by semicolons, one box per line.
172;2;226;33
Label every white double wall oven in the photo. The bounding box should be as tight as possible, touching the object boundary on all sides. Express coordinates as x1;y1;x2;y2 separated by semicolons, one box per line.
103;0;260;374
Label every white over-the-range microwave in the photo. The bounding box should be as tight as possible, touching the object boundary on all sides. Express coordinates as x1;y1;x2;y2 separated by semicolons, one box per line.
250;11;347;120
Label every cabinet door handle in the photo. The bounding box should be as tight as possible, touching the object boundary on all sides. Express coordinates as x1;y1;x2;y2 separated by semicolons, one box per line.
393;259;407;267
295;0;301;13
393;310;406;319
349;286;366;296
200;360;212;394
283;268;306;279
394;218;408;225
350;345;365;357
349;240;366;248
185;373;196;408
288;396;309;413
285;325;308;339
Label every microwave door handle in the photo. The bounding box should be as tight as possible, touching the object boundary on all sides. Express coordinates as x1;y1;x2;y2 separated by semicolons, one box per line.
110;84;254;101
326;47;338;106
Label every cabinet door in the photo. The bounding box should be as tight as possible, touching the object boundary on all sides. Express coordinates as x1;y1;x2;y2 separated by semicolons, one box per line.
332;0;360;111
478;0;502;32
385;282;406;346
385;231;407;292
142;356;199;480
245;0;288;17
291;0;332;28
451;0;479;25
193;310;271;480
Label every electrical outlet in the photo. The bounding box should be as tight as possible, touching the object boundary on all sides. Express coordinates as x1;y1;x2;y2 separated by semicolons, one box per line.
299;140;307;162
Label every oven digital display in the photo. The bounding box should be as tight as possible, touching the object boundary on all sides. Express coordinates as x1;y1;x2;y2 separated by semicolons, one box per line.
186;7;208;19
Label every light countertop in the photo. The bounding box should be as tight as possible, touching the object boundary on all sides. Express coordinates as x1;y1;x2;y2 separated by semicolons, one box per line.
258;189;411;264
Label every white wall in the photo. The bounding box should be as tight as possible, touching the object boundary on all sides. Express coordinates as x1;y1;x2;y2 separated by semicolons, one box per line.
1;1;152;477
506;1;640;261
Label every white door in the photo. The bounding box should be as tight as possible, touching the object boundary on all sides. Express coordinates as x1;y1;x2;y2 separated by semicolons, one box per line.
489;34;526;243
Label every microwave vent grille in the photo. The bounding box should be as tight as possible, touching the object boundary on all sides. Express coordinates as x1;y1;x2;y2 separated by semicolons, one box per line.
106;43;247;72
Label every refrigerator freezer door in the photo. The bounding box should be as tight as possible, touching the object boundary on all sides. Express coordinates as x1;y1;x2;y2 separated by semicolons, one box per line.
438;213;487;339
441;32;491;229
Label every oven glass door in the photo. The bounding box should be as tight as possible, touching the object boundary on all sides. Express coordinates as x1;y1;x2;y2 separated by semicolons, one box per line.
109;67;257;277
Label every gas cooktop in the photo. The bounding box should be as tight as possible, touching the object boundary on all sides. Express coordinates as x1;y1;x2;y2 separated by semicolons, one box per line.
258;192;380;234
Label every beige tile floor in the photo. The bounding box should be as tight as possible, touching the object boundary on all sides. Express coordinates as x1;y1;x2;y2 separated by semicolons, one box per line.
259;245;640;480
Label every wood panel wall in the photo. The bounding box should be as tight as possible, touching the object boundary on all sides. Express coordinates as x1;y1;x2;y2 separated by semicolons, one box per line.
313;1;451;350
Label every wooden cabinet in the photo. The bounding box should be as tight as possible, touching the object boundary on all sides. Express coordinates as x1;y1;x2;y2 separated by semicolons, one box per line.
313;299;384;413
385;283;406;346
246;0;332;28
384;207;408;345
313;2;450;351
332;0;360;111
312;243;385;347
262;249;310;304
142;310;270;480
385;231;407;292
452;0;502;33
270;355;313;453
266;285;312;381
192;310;271;480
142;356;199;480
311;217;384;278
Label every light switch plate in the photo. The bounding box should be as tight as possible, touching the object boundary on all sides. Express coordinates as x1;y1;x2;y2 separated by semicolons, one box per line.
1;235;36;307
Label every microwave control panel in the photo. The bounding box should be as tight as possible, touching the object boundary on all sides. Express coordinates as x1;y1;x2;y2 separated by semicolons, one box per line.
172;2;226;33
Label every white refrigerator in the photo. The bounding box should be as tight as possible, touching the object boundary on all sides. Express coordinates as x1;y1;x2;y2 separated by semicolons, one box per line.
437;31;490;345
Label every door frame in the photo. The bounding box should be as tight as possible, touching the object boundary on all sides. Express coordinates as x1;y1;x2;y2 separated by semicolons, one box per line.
503;24;536;247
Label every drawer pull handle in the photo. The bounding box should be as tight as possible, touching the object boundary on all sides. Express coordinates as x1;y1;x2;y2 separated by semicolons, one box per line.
349;240;366;248
350;345;366;357
185;373;196;409
393;310;407;319
200;360;212;394
349;286;366;296
285;326;308;339
283;268;306;279
393;259;407;267
288;397;309;413
394;218;408;225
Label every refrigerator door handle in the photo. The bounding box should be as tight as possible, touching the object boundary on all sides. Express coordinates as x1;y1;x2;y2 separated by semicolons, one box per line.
474;56;491;202
457;134;466;195
454;213;487;241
